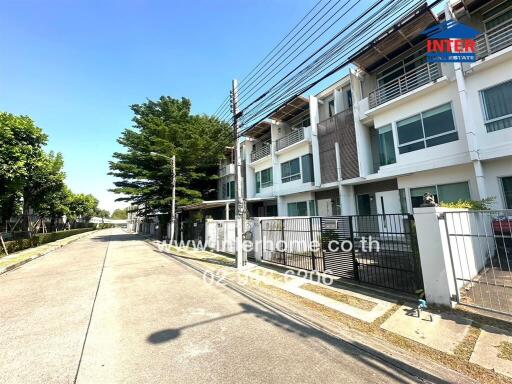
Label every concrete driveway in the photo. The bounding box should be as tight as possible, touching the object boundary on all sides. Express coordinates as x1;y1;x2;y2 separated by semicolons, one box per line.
0;228;440;383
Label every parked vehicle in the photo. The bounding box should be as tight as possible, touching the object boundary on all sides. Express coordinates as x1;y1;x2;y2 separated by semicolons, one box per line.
492;215;512;257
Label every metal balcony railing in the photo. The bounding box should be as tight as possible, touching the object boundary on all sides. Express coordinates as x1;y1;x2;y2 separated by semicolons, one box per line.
251;144;271;162
475;18;512;60
219;163;234;177
368;62;442;109
276;127;305;151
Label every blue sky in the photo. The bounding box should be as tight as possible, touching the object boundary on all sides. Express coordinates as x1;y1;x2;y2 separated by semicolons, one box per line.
1;0;319;211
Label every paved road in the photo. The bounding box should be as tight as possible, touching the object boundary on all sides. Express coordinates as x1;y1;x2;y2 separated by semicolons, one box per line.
0;228;434;384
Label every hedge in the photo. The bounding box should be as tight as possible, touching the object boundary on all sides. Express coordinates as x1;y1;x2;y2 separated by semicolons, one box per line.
0;228;95;256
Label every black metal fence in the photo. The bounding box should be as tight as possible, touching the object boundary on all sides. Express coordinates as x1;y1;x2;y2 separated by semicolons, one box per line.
444;210;512;315
261;214;423;294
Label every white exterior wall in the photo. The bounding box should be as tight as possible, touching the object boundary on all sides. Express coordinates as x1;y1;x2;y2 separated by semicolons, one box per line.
279;191;316;216
464;51;512;161
370;82;471;178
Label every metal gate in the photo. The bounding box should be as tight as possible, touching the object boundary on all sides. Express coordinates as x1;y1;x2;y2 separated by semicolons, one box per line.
261;214;423;294
444;210;512;315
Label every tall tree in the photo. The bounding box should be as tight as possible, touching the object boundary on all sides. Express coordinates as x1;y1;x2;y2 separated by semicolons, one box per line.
111;208;128;220
22;151;67;231
0;112;48;225
109;96;231;215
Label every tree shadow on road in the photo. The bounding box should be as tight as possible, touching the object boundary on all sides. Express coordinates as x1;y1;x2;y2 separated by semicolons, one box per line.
147;300;452;384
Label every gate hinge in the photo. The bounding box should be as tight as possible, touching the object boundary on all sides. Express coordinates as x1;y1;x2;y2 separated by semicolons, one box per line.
437;212;446;220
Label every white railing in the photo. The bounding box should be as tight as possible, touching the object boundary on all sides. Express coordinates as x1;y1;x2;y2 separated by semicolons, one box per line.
251;144;271;162
276;127;305;151
368;62;441;109
475;18;512;60
219;163;235;177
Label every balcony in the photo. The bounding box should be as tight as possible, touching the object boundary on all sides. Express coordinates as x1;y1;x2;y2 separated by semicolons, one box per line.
219;163;235;177
276;127;305;151
475;18;512;60
368;62;442;109
251;144;271;163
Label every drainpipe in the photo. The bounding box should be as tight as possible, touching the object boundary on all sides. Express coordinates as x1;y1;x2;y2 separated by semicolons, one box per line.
335;142;343;214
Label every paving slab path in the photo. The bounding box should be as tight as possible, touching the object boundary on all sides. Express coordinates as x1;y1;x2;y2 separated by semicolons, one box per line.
0;228;453;384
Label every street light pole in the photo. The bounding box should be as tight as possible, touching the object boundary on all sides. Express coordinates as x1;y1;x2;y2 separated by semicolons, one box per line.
231;79;245;269
170;155;176;244
150;152;176;243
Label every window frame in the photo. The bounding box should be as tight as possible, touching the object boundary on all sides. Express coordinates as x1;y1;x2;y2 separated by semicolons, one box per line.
396;102;458;154
377;124;397;166
479;79;512;133
500;176;512;209
287;201;308;217
409;181;471;208
281;158;301;183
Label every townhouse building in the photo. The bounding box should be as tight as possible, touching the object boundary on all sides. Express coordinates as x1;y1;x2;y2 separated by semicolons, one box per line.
198;0;512;222
341;0;512;216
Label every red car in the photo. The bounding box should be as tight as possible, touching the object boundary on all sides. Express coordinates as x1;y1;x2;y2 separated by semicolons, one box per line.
493;215;512;256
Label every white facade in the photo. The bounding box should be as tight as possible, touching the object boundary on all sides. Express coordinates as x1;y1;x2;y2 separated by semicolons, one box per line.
219;0;512;218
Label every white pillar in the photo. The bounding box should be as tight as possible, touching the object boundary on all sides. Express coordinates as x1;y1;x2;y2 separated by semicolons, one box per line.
309;96;322;187
414;207;459;307
340;185;357;215
473;160;487;200
349;68;371;178
334;89;343;114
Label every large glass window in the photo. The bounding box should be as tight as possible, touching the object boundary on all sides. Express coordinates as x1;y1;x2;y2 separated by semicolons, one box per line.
301;154;314;183
265;205;278;216
502;177;512;209
256;167;273;193
410;182;470;208
225;180;235;199
287;201;308;216
308;200;317;216
281;158;301;183
481;80;512;133
397;104;457;154
377;125;396;166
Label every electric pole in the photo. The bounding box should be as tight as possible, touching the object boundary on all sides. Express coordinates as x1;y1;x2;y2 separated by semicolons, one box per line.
231;79;245;269
170;155;176;244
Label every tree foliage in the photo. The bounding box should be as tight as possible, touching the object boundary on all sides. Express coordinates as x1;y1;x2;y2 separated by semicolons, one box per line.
111;208;128;220
109;96;231;215
0;112;102;231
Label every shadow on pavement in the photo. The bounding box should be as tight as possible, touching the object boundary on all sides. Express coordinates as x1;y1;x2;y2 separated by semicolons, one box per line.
147;301;452;384
90;233;146;242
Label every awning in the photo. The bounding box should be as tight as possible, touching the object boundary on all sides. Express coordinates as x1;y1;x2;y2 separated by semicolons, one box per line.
243;120;271;139
348;4;438;72
180;199;234;211
270;96;309;122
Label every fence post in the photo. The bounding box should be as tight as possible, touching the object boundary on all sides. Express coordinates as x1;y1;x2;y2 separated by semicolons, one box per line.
348;216;359;281
281;219;286;265
309;217;316;271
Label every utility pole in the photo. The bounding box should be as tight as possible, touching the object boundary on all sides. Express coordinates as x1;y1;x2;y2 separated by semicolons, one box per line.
170;155;176;244
231;79;245;269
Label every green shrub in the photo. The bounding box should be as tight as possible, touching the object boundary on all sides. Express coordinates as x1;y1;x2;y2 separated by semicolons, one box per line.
0;228;95;256
439;197;496;210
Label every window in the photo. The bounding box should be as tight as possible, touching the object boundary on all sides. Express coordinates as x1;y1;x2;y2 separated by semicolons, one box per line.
483;1;512;30
397;103;457;154
301;154;314;183
377;125;396;166
265;205;278;216
328;99;335;117
399;188;408;214
256;167;273;193
410;182;470;208
287;201;308;216
377;47;427;87
308;200;317;216
481;80;512;133
226;180;235;199
281;158;301;183
501;177;512;209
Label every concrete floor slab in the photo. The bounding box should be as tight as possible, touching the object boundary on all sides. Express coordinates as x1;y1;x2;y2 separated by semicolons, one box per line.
380;305;472;354
470;326;512;378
